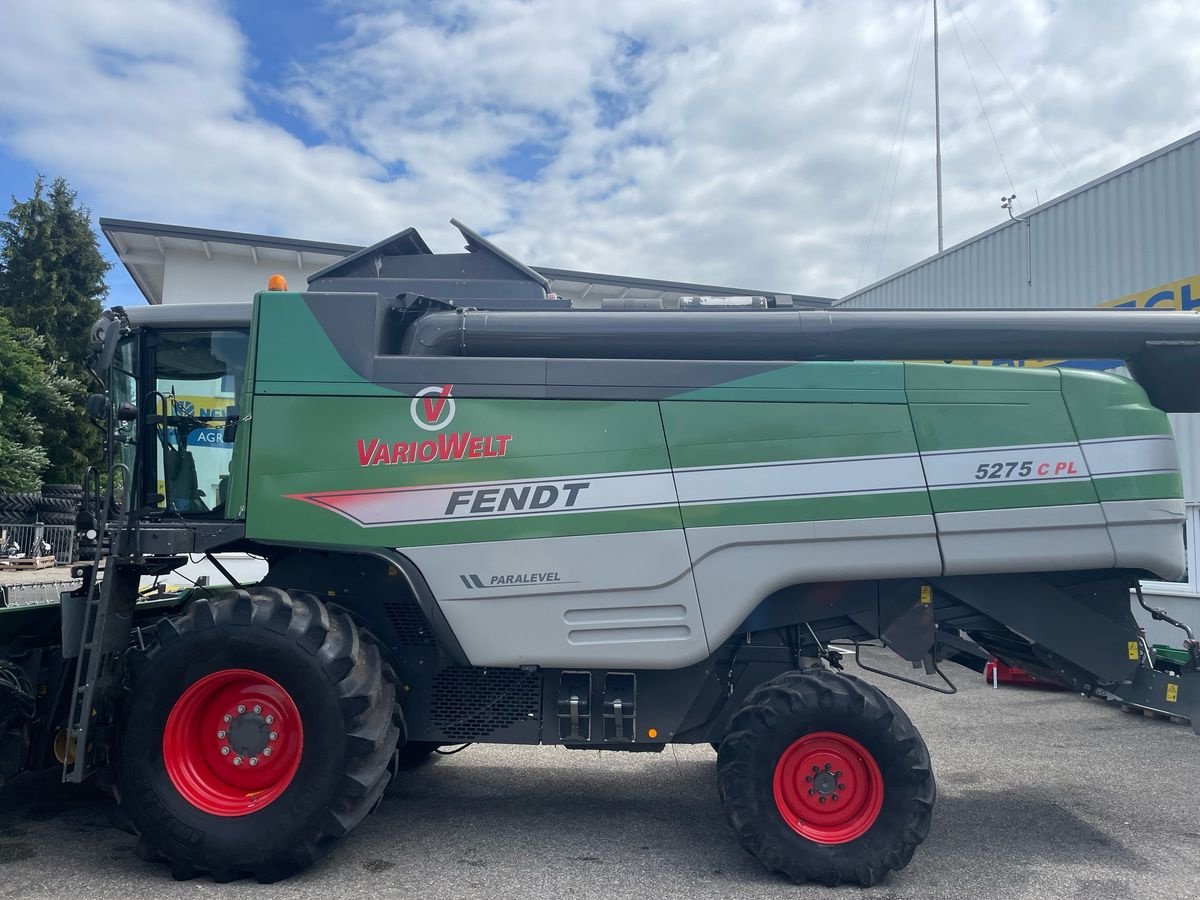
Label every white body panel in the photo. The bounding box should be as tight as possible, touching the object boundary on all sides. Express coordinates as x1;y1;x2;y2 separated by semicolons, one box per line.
406;530;707;668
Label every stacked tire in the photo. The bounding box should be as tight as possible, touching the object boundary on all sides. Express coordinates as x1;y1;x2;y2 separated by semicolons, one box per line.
0;492;41;521
36;484;83;526
0;484;82;526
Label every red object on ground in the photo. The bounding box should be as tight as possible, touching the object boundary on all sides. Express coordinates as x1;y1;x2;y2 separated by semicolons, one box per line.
983;658;1043;685
772;731;885;845
162;668;304;817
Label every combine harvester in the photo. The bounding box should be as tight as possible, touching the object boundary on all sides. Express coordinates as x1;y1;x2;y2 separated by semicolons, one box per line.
1;221;1197;885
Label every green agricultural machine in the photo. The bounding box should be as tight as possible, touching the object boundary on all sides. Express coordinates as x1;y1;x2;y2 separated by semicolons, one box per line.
1;221;1198;885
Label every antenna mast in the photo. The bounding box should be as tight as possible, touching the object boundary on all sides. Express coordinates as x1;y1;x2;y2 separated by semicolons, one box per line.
933;0;944;252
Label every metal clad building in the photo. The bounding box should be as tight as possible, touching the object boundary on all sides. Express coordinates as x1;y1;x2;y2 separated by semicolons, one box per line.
838;129;1200;631
840;129;1200;311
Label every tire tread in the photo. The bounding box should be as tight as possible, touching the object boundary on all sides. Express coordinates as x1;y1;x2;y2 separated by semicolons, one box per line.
120;587;402;883
717;668;935;887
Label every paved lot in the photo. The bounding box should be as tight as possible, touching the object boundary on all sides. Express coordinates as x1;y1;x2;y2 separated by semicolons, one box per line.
1;651;1197;899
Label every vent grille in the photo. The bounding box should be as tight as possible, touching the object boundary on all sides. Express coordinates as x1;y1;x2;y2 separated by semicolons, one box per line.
431;667;541;741
382;597;437;646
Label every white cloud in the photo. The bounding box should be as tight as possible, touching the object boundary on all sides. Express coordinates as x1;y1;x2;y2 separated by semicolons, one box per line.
0;0;1197;298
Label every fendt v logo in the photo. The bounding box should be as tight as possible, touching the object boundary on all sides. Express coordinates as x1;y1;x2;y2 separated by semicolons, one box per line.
411;384;456;431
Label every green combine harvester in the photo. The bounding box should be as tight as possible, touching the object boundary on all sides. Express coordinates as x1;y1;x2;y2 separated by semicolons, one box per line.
1;221;1197;885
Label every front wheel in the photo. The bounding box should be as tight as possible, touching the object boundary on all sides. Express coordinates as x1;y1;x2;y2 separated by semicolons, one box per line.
716;668;934;887
118;587;401;882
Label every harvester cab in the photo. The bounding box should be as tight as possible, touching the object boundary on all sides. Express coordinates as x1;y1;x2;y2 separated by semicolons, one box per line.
2;219;1198;886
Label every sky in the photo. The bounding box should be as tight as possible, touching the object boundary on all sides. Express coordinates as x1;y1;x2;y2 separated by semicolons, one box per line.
0;0;1197;309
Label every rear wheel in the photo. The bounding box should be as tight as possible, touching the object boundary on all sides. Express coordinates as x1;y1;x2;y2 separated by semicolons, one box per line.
118;587;402;882
717;668;934;886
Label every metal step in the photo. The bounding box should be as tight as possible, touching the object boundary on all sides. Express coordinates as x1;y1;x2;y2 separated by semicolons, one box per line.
63;463;132;784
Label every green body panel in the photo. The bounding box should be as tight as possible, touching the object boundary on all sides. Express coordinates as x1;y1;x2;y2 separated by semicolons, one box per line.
245;395;682;547
659;401;919;467
1091;472;1183;503
675;361;907;404
678;491;932;528
253;291;390;391
1060;368;1174;441
231;294;1181;553
905;363;1077;450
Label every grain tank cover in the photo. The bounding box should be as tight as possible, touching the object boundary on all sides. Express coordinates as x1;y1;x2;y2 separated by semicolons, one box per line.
306;219;563;310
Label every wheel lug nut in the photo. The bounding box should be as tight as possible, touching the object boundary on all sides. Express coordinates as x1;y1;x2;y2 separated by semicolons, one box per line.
838;783;846;791
217;730;226;739
811;766;819;773
263;748;272;757
269;732;278;741
223;714;232;723
807;789;814;796
832;793;839;801
819;796;826;804
266;715;274;725
249;757;258;767
804;775;812;783
835;771;842;778
823;763;831;770
253;705;262;715
233;757;243;766
237;705;246;714
220;747;230;756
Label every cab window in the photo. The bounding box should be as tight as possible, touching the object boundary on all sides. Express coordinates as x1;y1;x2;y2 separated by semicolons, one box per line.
151;329;248;516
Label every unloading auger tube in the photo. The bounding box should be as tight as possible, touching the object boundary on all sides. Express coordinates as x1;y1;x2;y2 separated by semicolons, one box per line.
400;307;1200;412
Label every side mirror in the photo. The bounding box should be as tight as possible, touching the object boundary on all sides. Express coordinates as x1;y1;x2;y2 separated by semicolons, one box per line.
85;394;108;420
222;406;240;443
92;313;123;375
116;402;138;422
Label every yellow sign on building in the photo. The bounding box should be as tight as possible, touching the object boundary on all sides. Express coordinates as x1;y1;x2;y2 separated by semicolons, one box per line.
1101;273;1200;310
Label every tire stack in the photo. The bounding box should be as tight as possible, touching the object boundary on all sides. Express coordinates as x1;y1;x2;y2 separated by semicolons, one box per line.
0;492;41;523
35;484;83;526
0;484;82;526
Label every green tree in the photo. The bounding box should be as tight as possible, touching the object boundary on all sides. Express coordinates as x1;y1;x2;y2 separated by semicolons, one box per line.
0;176;111;484
0;310;72;492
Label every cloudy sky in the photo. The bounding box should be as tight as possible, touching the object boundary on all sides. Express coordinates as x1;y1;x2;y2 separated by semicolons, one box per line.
0;0;1197;307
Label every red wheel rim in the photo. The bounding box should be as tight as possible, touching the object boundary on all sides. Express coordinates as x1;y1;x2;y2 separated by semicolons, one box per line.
163;668;304;817
772;731;884;844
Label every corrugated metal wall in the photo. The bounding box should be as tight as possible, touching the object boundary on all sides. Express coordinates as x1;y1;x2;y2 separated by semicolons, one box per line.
840;130;1200;310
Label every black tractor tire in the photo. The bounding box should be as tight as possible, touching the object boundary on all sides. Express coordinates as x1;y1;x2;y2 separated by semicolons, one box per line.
0;492;38;514
40;483;83;500
717;668;935;887
118;587;402;882
34;496;78;513
394;741;442;770
38;511;77;526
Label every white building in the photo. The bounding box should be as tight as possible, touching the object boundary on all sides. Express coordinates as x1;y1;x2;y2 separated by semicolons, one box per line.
839;128;1200;638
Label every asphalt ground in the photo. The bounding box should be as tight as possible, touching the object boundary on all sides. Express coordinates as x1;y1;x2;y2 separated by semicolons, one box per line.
0;649;1196;900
